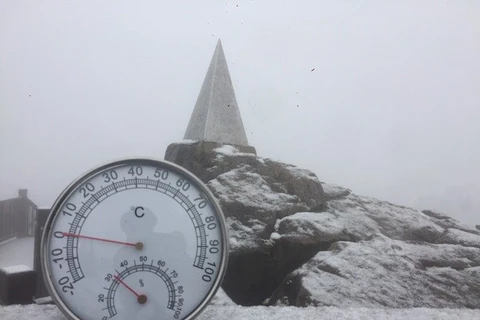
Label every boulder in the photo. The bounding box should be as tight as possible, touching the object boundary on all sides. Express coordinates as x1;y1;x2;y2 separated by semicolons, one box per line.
268;234;480;308
267;186;449;283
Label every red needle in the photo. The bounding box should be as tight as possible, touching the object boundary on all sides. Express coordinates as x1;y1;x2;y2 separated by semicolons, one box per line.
114;275;139;297
62;232;143;249
114;275;147;304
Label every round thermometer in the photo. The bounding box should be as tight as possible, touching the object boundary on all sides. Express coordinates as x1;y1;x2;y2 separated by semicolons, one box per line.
41;158;229;320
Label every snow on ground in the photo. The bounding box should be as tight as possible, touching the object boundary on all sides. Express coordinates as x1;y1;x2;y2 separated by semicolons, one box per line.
2;287;479;319
2;265;33;274
1;304;479;320
0;237;34;268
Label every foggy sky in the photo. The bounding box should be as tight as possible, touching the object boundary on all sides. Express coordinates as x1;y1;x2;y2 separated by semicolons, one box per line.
1;1;479;227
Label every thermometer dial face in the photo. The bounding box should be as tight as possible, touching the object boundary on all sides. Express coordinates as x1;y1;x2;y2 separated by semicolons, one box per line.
41;158;228;320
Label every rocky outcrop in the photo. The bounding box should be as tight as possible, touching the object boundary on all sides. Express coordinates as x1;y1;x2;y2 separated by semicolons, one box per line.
166;141;326;305
165;141;480;308
268;234;480;308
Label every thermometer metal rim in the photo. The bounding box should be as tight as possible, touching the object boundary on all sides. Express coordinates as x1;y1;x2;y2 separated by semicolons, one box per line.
40;157;229;320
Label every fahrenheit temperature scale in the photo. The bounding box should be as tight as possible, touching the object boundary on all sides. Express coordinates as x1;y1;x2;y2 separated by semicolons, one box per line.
41;158;228;320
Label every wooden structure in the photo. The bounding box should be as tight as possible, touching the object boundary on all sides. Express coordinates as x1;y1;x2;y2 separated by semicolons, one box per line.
0;189;37;242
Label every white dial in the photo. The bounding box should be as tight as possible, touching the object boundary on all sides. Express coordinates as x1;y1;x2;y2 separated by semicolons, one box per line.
41;158;228;320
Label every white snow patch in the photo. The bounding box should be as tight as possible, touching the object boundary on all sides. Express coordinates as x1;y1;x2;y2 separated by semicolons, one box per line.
213;145;256;160
274;218;282;230
34;296;54;305
270;232;281;240
214;145;240;156
1;265;32;274
178;139;198;144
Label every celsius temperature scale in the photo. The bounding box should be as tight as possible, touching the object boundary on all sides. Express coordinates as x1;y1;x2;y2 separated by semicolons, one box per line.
40;158;228;320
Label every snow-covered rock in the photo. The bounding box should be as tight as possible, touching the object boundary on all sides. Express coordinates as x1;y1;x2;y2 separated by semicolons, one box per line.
269;234;480;308
422;209;480;234
275;211;352;245
164;141;480;308
165;141;326;305
166;141;325;245
208;166;314;245
267;186;480;308
324;191;445;243
436;228;480;248
321;183;351;200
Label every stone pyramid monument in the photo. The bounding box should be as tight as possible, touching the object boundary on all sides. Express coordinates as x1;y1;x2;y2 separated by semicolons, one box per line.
182;39;256;154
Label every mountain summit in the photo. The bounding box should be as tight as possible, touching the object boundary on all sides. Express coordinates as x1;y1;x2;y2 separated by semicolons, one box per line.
165;141;480;308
